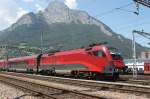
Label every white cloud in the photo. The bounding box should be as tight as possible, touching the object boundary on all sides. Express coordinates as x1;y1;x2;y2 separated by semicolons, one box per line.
0;0;63;30
64;0;78;9
35;3;44;12
0;0;28;30
16;8;28;20
23;0;34;3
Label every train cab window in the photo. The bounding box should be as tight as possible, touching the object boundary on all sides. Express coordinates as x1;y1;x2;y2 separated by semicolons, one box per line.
109;48;123;60
111;54;122;60
93;51;105;57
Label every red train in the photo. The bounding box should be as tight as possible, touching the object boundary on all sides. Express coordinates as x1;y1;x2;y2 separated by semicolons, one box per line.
144;60;150;75
0;44;125;80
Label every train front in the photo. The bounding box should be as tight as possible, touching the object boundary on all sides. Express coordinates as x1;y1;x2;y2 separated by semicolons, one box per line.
99;46;125;80
108;47;125;72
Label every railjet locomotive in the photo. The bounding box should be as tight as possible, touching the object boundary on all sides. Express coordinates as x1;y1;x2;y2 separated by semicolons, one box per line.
0;44;125;80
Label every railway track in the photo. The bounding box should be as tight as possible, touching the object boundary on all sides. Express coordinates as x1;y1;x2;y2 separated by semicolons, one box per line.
0;72;150;98
119;75;150;85
120;75;150;80
0;72;111;99
119;79;150;86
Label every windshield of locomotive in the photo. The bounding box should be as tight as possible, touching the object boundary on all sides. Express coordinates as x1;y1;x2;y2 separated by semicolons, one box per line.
109;48;123;60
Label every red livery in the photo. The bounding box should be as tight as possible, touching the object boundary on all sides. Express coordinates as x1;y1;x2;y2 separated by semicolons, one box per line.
0;44;125;80
144;60;150;75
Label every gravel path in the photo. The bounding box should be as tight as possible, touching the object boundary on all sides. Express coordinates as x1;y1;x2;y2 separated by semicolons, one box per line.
0;82;39;99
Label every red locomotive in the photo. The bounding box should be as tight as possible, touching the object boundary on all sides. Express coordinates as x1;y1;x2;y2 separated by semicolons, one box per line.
0;44;125;80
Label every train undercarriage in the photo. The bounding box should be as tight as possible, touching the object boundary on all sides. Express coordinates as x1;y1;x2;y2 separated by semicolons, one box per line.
0;66;122;81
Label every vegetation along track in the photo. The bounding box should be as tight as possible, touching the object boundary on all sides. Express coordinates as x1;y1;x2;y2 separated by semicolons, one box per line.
0;72;150;98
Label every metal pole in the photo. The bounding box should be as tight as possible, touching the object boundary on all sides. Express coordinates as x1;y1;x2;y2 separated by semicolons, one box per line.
132;31;137;78
41;32;43;54
3;44;8;70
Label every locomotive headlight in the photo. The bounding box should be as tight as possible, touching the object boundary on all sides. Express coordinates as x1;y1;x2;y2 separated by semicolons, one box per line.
114;68;119;72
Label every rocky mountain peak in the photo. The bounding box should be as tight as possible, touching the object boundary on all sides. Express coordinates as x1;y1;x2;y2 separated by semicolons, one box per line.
17;12;36;24
5;1;114;36
46;1;68;12
41;1;112;36
0;1;146;58
43;1;70;24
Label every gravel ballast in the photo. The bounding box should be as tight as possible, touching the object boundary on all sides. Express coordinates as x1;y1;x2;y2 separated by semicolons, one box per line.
0;81;149;99
0;82;39;99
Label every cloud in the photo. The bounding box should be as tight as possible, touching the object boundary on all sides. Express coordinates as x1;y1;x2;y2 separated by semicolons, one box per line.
0;0;28;30
0;0;64;30
16;8;28;20
35;3;45;12
64;0;78;9
23;0;34;3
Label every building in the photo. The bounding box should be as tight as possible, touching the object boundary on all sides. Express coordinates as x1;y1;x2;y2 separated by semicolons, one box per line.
141;51;150;59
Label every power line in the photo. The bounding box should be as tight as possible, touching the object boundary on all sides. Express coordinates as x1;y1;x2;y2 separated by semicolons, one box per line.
116;8;134;13
92;1;149;31
115;20;150;31
133;0;150;8
94;2;133;18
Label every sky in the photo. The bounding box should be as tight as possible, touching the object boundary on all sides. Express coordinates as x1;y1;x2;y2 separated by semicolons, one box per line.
0;0;150;47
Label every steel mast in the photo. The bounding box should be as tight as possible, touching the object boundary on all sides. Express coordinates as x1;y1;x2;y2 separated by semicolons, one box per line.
132;30;150;78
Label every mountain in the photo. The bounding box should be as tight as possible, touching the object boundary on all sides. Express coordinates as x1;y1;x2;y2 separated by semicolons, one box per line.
0;1;147;58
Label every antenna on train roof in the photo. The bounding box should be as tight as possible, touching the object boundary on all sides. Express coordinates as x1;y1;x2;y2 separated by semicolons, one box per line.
84;42;108;51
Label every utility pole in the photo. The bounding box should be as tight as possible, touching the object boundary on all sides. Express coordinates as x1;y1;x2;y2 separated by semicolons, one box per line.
132;30;150;78
133;0;150;15
0;44;9;70
132;31;137;78
40;32;43;54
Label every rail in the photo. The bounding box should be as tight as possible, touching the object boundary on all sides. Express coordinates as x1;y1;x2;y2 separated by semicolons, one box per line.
0;72;150;98
0;72;109;99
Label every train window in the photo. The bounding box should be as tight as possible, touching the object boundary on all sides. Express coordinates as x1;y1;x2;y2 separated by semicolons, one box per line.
109;48;122;60
145;52;149;59
93;51;105;57
98;51;103;57
111;54;122;60
10;61;28;65
139;68;143;71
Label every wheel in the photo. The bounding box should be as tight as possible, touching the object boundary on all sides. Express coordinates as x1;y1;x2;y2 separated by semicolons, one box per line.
112;73;119;81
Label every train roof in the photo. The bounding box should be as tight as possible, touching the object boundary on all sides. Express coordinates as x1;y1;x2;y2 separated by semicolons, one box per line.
8;55;36;62
0;44;116;61
52;45;107;56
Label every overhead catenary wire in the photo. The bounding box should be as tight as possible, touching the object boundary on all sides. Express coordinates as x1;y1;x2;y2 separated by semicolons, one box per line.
115;20;150;31
94;2;134;18
89;1;150;37
92;1;148;30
